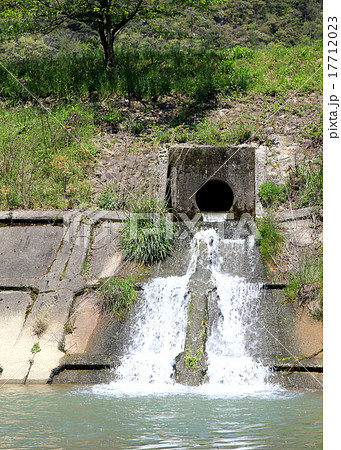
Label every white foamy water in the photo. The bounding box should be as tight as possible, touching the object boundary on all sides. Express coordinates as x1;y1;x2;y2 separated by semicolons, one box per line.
97;227;276;396
206;272;269;390
115;275;190;385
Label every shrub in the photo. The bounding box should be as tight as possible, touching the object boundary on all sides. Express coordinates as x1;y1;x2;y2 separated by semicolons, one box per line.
121;197;176;264
98;277;137;320
258;182;287;207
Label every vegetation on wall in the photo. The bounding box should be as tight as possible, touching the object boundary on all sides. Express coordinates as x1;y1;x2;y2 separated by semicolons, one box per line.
285;250;323;320
258;182;287;208
256;214;284;268
97;277;137;320
257;153;323;320
121;197;177;264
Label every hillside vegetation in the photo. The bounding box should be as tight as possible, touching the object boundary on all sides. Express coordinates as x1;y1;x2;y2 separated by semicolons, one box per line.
0;39;322;209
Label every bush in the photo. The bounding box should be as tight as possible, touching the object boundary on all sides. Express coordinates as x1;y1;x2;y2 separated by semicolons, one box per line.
98;277;137;320
121;197;176;264
258;182;287;207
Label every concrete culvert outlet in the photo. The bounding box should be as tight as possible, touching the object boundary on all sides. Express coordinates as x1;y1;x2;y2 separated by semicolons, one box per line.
195;179;234;212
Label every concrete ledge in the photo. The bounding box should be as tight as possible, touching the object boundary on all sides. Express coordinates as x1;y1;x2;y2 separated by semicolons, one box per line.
270;371;323;390
0;209;128;224
276;207;315;223
48;354;119;384
0;210;64;224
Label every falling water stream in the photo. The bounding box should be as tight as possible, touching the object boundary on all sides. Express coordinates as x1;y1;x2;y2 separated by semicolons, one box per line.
100;224;273;394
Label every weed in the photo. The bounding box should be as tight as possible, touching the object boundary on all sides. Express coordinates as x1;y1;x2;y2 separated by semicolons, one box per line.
184;347;204;369
286;159;322;208
285;250;323;319
31;343;41;354
32;307;49;337
258;182;287;207
97;185;127;210
257;214;284;267
58;338;66;352
64;321;74;335
97;277;137;320
121;196;176;264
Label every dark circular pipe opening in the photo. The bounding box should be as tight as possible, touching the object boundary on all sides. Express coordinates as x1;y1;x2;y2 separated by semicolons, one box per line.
195;179;234;212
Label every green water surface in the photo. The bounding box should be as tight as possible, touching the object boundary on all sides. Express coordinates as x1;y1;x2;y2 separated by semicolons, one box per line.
0;385;322;449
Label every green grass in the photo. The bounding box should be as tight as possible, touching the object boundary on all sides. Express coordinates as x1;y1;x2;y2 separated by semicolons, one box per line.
0;43;322;105
258;182;287;208
249;42;323;95
0;103;97;209
285;251;323;320
257;214;284;267
286;158;323;208
121;197;177;265
0;46;254;104
97;277;137;320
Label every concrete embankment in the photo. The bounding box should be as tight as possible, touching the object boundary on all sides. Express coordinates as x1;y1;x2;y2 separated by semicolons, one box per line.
0;209;127;384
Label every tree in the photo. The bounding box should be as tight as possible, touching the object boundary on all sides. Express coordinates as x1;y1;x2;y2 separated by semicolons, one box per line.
0;1;222;66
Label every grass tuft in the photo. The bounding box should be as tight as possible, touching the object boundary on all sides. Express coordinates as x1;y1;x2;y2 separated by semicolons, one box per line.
97;277;137;320
121;197;176;264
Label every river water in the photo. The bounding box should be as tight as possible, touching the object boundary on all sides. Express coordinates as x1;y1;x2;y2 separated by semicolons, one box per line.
0;384;322;449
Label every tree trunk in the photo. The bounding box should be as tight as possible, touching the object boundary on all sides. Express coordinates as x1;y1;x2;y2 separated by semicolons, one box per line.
106;29;115;67
98;26;115;67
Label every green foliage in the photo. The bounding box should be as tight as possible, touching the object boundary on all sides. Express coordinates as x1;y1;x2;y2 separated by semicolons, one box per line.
286;159;322;207
30;343;41;354
118;0;322;51
184;347;204;369
98;277;137;320
0;103;96;209
285;251;323;320
121;197;176;264
0;0;222;65
258;182;287;207
97;186;127;210
257;214;284;265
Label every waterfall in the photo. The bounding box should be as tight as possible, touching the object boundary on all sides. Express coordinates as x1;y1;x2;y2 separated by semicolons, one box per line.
111;223;271;392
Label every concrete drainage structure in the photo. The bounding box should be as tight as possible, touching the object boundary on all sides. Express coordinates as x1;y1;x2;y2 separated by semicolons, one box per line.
168;144;259;218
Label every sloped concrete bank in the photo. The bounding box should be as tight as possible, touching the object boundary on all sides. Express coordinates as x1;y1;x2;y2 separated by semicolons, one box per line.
0;209;129;384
